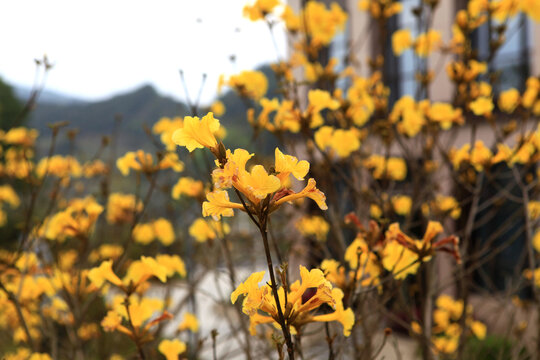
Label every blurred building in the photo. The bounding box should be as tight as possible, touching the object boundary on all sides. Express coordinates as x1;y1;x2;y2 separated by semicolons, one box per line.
288;0;540;353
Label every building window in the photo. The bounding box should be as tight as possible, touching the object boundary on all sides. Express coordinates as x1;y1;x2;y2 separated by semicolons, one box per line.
330;20;351;90
469;163;535;297
384;0;426;105
473;13;531;93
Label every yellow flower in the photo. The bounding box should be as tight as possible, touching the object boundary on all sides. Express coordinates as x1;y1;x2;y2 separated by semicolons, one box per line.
0;184;20;208
436;295;463;320
331;129;361;158
189;218;230;243
28;354;52;360
124;256;168;286
414;30;442;57
476;81;492;97
275;178;328;210
41;197;103;242
156;254;187;278
189;218;217;243
83;159;109;177
133;223;155;245
449;144;470;170
273;99;301;132
296;215;329;241
172;112;221;152
470;140;492;171
382;240;419;280
77;323;100;340
314;127;360;158
468;0;489;19
101;310;124;332
303;2;348;47
153;218;175;246
307;89;340;127
529;201;540;220
435;195;462;219
470;96;494;116
314;126;334;151
2;147;34;178
158;152;185;173
427;102;464;129
106;193;142;224
510;142;535;165
110;295;166;330
370;204;382;219
202;190;244;220
231;271;266;305
226;70;268;100
239;165;281;200
411;321;422;334
311;288;355;336
491;143;513;164
398;108;425;136
363;155;407;181
281;5;300;32
433;336;458;354
387;158;407;181
243;0;280;21
321;259;347;288
116;151;139;176
153;117;183;151
523;77;539;107
171;177;204;199
288;265;333;307
212;148;253;189
36;155;82;179
392;195;412;216
210;100;225;116
392;29;412;55
3;127;39;146
87;260;123;288
178;312;199;332
344;236;381;286
88;244;124;263
520;0;540;21
274;147;310;183
308;89;340;113
58;249;78;270
471;320;487;339
159;339;187;360
153;116;183;135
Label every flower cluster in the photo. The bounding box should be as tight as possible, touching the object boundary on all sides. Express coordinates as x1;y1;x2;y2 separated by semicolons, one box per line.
231;266;354;336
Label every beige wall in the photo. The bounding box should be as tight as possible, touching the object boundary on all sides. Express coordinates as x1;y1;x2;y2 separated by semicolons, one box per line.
346;0;374;77
532;22;540;75
429;0;455;102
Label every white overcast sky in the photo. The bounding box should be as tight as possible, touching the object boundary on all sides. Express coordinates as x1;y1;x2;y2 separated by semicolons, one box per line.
0;0;286;105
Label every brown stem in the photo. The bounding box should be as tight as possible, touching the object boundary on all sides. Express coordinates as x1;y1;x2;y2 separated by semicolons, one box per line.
511;166;540;360
258;218;295;360
457;172;484;358
324;322;335;360
217;233;253;360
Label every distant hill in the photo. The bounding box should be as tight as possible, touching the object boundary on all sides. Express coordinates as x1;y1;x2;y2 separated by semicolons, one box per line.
14;86;87;106
23;64;279;158
27;84;189;156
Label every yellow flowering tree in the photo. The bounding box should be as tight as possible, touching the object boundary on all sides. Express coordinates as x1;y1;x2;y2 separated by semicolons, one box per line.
0;0;539;359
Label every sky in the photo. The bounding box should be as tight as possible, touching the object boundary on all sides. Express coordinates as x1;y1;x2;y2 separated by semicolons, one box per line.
0;0;286;105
